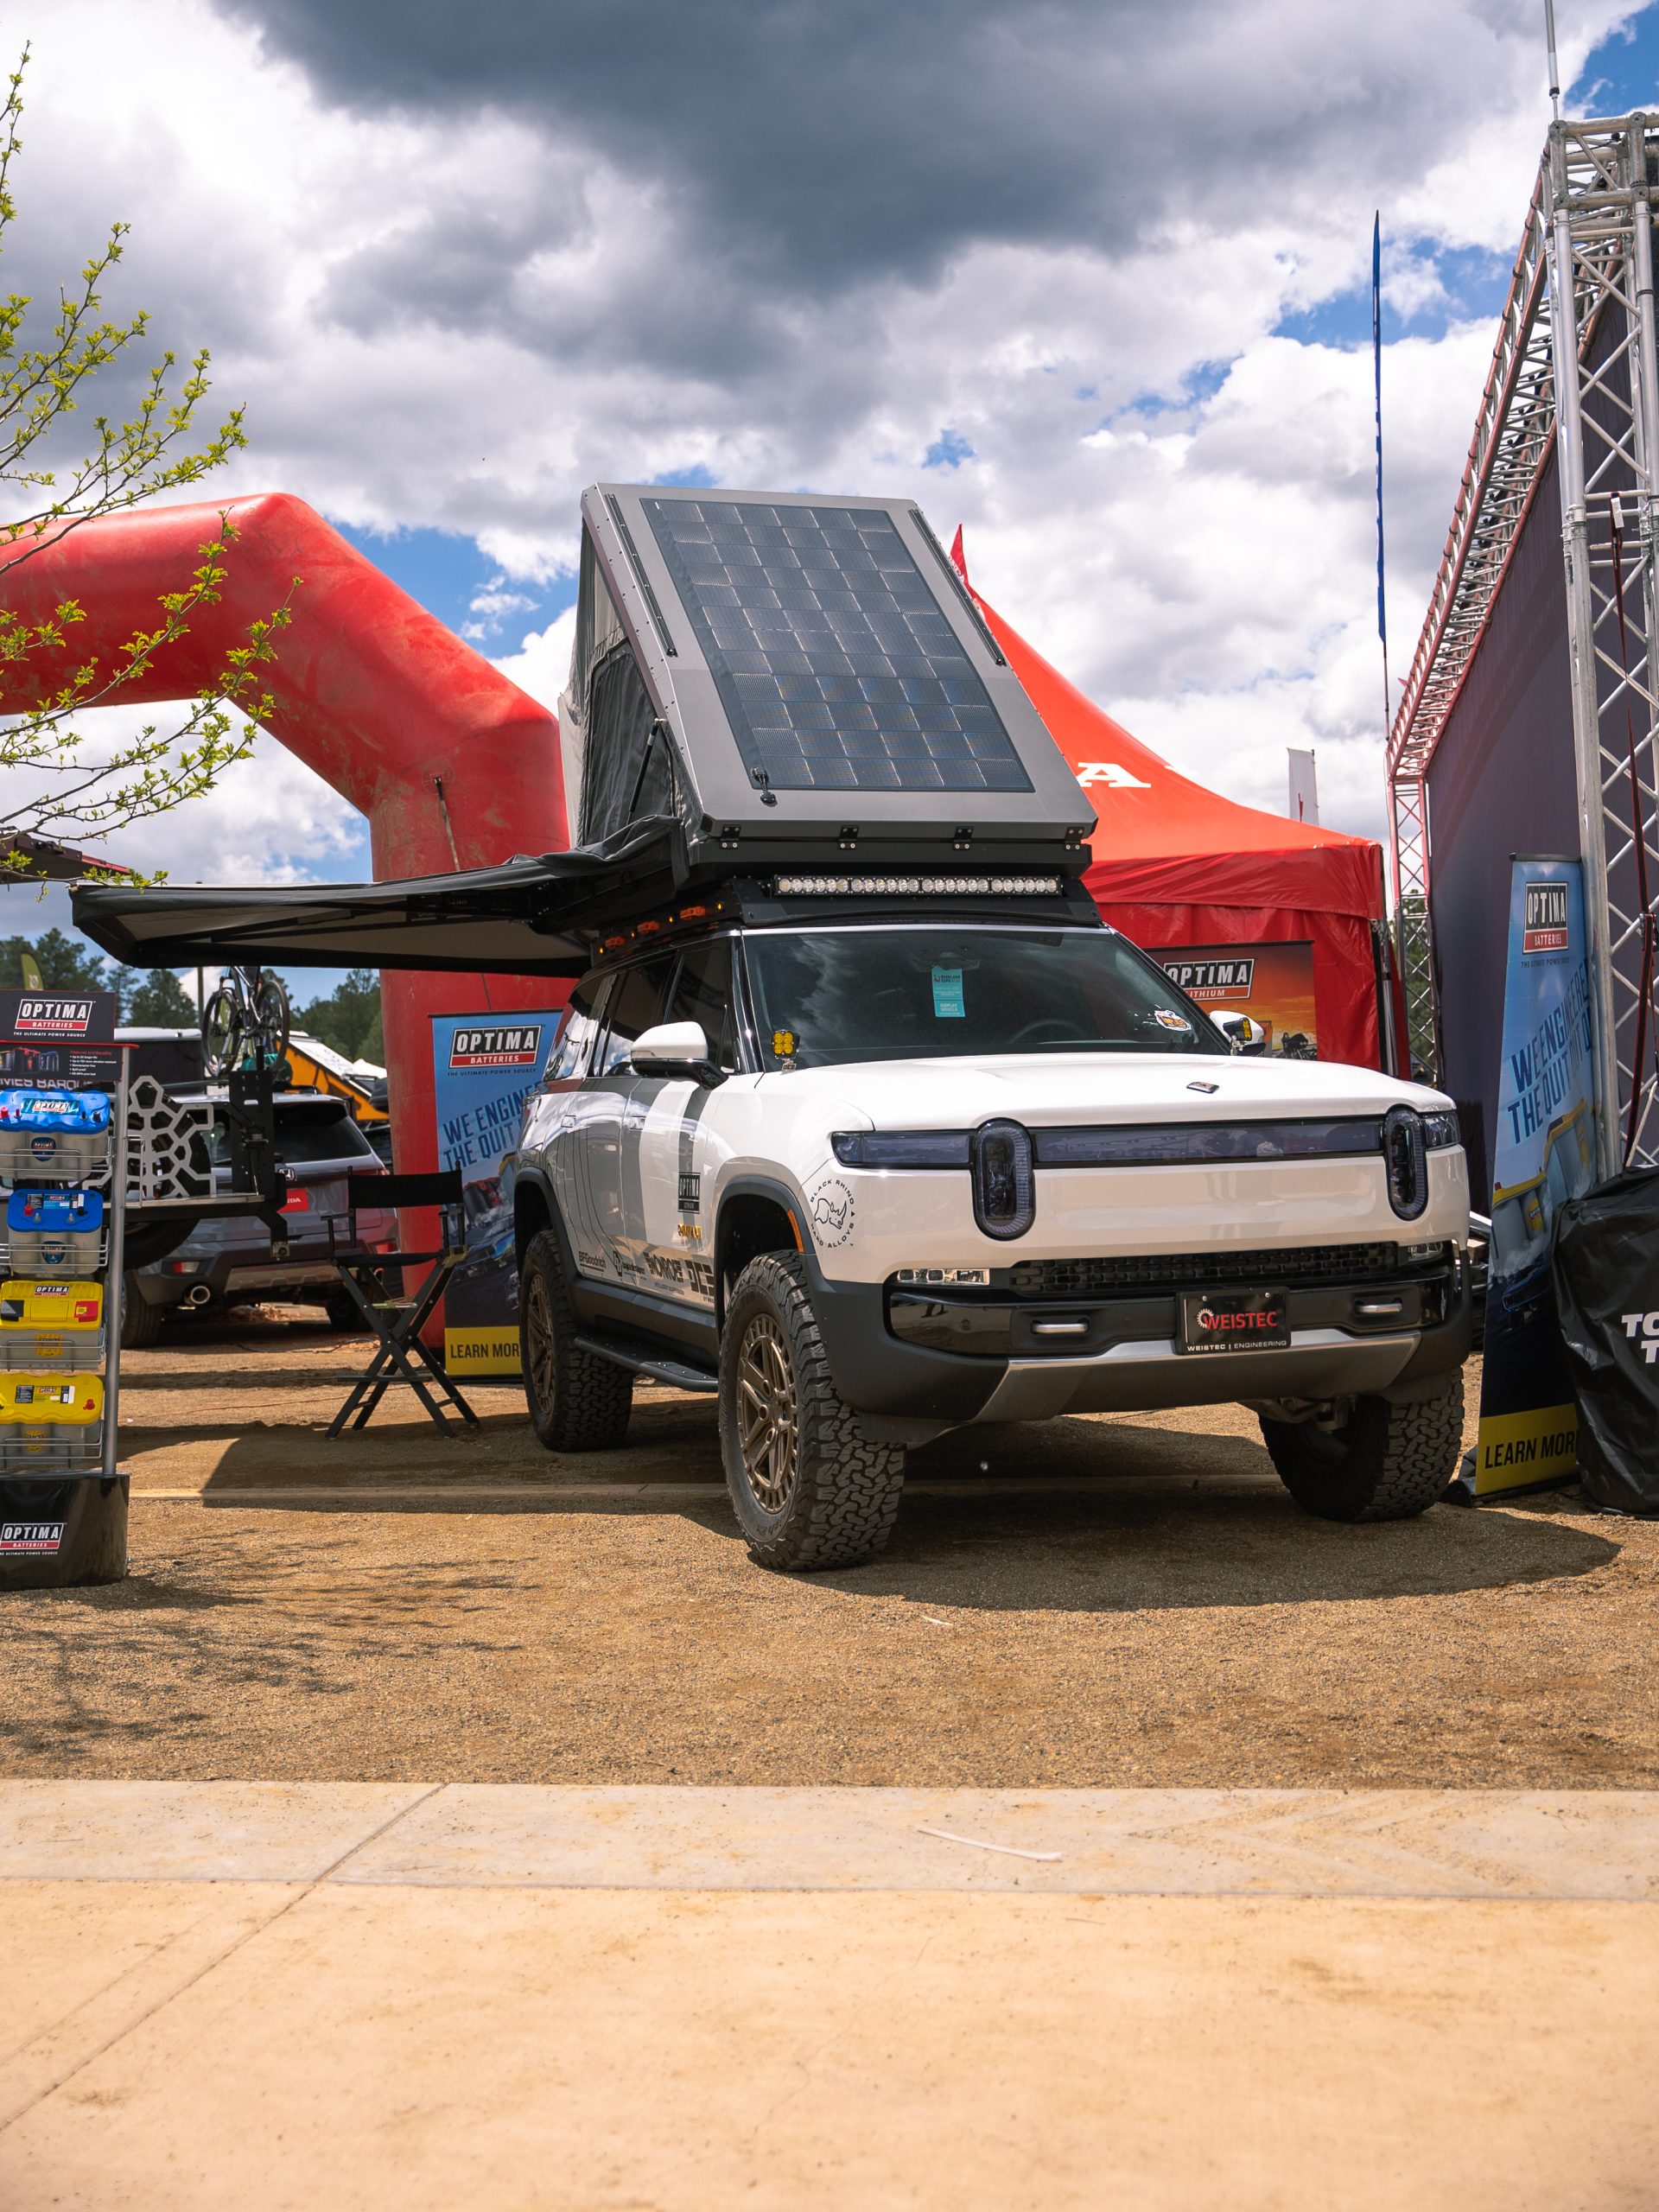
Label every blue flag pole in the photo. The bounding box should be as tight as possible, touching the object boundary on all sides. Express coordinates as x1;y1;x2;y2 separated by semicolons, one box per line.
1374;212;1391;738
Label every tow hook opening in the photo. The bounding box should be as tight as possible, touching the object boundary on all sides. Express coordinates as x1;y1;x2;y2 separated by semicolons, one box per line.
1250;1395;1355;1429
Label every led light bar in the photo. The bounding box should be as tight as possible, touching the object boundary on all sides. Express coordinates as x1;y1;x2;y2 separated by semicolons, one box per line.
892;1267;992;1287
772;874;1063;897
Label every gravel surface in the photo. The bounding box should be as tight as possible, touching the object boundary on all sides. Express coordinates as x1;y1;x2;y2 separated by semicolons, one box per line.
1;1311;1653;1787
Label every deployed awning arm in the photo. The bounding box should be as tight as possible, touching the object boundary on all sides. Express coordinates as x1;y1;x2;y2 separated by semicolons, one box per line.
72;822;688;975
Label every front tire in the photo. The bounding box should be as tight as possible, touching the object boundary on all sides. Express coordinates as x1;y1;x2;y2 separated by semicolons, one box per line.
518;1228;632;1451
1260;1371;1465;1522
719;1252;906;1571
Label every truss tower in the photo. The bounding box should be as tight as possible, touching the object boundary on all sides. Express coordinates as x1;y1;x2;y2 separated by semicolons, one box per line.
1389;112;1659;1174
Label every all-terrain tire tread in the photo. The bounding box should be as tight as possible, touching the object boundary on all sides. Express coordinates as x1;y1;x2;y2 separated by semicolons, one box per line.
1361;1382;1467;1519
521;1228;632;1452
721;1252;906;1572
1262;1370;1465;1522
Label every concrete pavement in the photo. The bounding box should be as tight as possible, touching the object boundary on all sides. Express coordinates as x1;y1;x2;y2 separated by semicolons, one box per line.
3;1783;1656;2209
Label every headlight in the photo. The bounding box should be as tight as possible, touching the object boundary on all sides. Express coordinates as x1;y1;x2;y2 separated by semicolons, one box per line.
1382;1104;1428;1220
830;1130;969;1166
971;1120;1034;1239
1422;1109;1461;1150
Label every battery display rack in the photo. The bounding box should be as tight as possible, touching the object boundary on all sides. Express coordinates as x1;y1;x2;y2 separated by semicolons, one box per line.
0;989;129;1580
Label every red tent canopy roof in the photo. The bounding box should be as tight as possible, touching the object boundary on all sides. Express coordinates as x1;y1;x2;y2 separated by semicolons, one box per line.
975;595;1384;922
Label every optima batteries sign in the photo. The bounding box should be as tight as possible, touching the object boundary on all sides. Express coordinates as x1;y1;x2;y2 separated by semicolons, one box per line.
448;1024;543;1070
0;989;115;1044
430;1010;563;1376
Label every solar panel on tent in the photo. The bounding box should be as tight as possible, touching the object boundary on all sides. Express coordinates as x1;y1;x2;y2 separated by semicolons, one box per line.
640;499;1032;795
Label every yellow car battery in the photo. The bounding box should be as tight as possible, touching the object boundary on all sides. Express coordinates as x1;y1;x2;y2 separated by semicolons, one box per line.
0;1280;105;1370
0;1372;105;1470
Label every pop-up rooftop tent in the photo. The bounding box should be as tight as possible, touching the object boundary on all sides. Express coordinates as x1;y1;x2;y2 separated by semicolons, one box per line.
75;487;1094;969
953;574;1393;1070
74;485;1389;1075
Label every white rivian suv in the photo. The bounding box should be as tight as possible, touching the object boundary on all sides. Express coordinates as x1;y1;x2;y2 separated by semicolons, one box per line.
511;901;1471;1570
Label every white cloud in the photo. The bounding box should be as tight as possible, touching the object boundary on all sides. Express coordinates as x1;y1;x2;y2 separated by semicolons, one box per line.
0;0;1646;880
493;607;576;720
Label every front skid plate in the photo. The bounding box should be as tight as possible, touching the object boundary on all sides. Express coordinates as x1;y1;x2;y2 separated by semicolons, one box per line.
975;1332;1420;1422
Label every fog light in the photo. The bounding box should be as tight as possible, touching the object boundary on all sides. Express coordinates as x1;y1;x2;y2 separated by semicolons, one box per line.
893;1267;991;1287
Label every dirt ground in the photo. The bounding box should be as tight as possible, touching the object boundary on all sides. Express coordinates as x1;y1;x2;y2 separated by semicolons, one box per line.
1;1309;1654;1788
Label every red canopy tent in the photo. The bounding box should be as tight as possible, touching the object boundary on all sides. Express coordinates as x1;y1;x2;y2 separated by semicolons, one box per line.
953;548;1390;1069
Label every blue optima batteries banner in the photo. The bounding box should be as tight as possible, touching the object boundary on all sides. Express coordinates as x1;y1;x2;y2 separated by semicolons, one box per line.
429;1012;562;1376
1462;858;1599;1497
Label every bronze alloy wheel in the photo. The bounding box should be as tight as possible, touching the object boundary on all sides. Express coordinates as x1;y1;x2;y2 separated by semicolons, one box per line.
735;1311;799;1511
524;1264;557;1415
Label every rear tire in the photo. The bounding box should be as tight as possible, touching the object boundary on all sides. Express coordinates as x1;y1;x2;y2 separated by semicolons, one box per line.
118;1279;166;1350
518;1228;632;1451
719;1252;906;1571
324;1288;369;1333
1260;1371;1465;1522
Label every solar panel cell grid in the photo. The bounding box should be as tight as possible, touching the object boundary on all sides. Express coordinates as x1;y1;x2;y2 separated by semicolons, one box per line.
643;498;1032;793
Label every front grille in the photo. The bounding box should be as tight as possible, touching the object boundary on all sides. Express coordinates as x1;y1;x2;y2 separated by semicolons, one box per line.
1007;1243;1403;1297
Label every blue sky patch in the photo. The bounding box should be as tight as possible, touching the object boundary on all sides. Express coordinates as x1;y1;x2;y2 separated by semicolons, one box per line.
327;519;574;646
924;428;976;468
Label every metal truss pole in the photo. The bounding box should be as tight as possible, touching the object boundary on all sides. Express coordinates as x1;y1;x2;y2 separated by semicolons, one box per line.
1547;141;1622;1176
1544;115;1659;1170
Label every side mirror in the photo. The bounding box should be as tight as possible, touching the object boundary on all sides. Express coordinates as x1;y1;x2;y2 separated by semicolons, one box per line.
1212;1013;1268;1057
630;1020;727;1087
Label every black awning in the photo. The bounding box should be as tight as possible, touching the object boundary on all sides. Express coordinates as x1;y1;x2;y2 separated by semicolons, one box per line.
72;821;687;973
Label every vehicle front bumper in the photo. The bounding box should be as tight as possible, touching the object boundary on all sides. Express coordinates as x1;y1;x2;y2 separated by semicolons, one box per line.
808;1259;1473;1440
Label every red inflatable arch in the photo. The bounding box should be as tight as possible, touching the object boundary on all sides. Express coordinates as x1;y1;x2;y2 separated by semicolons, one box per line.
0;493;570;1171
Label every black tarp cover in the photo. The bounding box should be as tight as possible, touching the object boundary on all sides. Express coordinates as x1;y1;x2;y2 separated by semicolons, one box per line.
72;820;687;974
1553;1166;1659;1513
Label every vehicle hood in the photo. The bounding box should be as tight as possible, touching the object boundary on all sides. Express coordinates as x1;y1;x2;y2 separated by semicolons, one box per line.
767;1053;1451;1129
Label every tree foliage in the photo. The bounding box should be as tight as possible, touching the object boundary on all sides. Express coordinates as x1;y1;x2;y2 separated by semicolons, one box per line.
0;46;296;874
124;964;194;1026
0;924;108;991
297;969;385;1066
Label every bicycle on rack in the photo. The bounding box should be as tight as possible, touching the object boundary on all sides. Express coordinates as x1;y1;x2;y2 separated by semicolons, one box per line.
200;966;291;1080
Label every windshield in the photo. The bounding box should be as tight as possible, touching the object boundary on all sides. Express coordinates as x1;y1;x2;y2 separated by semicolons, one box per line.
742;927;1228;1068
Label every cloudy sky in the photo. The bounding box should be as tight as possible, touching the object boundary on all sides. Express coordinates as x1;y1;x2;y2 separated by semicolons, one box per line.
6;0;1659;928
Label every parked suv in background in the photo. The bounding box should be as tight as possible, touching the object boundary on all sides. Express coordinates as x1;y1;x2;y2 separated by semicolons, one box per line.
127;1094;392;1342
510;899;1473;1573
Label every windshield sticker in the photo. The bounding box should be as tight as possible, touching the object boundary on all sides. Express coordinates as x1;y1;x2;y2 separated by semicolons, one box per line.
1153;1008;1193;1032
931;967;966;1019
807;1175;855;1249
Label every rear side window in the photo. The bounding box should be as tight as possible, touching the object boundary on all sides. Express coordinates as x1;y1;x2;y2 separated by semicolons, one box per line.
212;1107;378;1166
664;938;740;1072
595;954;675;1075
545;974;606;1083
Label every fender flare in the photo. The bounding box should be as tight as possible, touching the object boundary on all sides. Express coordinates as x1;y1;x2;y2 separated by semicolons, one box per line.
512;1164;578;1280
714;1172;823;1328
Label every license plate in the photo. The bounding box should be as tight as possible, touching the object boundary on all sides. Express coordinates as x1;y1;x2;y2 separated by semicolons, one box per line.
1178;1288;1290;1354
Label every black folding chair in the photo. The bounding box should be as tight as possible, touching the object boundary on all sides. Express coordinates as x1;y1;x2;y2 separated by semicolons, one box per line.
325;1170;480;1437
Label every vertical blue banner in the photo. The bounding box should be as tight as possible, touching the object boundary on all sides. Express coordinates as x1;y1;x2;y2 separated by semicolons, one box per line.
1466;859;1598;1495
430;1011;561;1376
